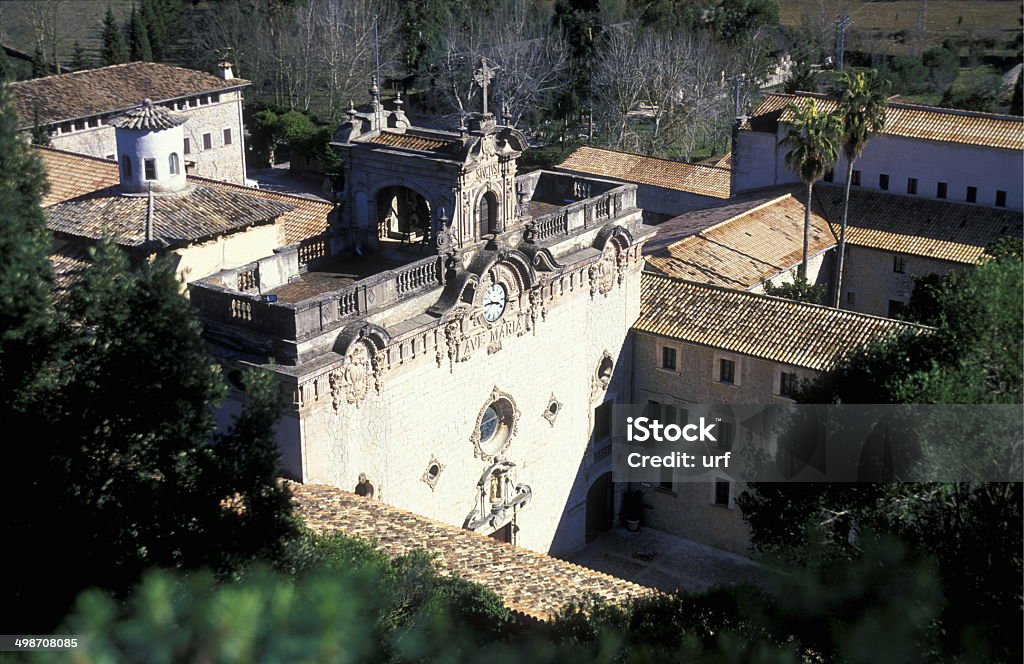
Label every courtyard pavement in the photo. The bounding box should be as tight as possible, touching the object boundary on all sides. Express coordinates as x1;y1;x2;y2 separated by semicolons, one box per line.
565;526;769;594
246;162;332;202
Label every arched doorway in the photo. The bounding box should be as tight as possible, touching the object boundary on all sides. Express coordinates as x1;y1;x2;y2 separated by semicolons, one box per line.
585;472;614;543
377;186;431;243
479;190;499;236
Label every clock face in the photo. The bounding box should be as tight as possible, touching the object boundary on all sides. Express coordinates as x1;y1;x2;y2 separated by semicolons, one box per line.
482;283;507;322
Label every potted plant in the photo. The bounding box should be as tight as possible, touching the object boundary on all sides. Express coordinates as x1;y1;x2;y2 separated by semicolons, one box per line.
622;489;646;532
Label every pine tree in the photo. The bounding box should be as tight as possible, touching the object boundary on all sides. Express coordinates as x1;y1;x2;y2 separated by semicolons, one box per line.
1011;71;1023;116
31;43;48;78
0;44;10;81
127;6;152;62
100;7;128;66
141;0;184;62
6;237;298;631
71;40;90;70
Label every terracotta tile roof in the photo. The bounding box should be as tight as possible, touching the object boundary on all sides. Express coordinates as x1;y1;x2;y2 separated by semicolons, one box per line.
290;483;657;621
46;183;292;249
745;93;1024;151
37;148;118;207
366;131;458;153
188;178;333;245
557;146;731;199
813;185;1023;264
636;273;923;371
10;62;249;128
49;243;91;297
108;100;187;130
36;147;330;246
645;192;836;289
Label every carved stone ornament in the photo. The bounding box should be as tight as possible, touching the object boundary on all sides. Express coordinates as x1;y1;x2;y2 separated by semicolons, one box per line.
590;351;615;403
440;306;471;372
463;460;532;534
329;341;374;409
527;285;547;333
470;386;520;461
542;394;562;426
590;244;618;298
421;456;445;490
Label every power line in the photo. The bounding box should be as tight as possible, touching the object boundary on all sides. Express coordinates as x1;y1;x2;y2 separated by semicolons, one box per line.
835;15;852;72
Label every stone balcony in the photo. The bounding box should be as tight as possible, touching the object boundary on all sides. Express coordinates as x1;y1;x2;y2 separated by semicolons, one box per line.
188;170;642;367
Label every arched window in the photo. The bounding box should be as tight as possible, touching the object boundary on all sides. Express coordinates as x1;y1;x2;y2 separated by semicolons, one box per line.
479;191;499;236
120;155;132;179
169;153;180;175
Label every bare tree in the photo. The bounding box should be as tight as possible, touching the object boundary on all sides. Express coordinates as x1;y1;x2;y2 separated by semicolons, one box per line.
436;0;568;128
23;0;65;74
190;0;398;118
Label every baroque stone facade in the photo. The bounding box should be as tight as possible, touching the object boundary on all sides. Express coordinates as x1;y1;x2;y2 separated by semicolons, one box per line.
192;102;654;555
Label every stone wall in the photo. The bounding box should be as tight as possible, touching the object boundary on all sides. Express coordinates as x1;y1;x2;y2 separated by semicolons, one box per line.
281;261;644;556
46;91;247;185
840;245;966;317
631;330;819;556
734;128;1022;211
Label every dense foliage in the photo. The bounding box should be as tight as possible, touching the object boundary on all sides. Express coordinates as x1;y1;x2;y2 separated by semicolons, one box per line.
739;247;1024;661
0;88;297;632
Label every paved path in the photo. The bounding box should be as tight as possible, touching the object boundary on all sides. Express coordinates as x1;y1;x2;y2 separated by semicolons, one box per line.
247;163;332;202
566;527;768;594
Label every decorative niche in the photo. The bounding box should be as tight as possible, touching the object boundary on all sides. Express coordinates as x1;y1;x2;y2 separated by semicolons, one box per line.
421;456;445;490
542;394;562;426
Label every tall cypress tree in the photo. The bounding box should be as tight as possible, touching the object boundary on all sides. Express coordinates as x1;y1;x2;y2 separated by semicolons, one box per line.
127;6;152;62
100;7;128;66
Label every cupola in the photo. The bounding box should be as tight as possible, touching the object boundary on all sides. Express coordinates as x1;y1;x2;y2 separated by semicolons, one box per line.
109;99;189;194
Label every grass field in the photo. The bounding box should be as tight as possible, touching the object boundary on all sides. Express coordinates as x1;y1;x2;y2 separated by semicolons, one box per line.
1;1;148;65
778;0;1021;55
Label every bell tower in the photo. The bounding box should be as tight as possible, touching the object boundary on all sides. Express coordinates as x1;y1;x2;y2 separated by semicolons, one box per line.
110;99;189;194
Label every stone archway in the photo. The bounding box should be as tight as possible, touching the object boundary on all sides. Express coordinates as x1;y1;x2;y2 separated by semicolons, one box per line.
376;185;432;242
585;472;614;543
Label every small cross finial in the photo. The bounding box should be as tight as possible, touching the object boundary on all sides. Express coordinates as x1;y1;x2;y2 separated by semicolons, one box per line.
473;58;498;115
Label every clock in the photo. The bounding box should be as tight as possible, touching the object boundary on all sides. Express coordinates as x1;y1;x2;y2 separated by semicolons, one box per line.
482;282;507;322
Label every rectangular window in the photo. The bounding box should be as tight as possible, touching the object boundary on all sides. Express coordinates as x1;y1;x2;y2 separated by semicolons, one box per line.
143;158;156;180
593;401;612;442
878;173;889;191
937;182;947;199
846;291;856;306
717;421;734;451
202;133;212;150
714;479;730;507
966;186;977;203
184;138;191;154
719;359;735;384
888;300;905;318
223;128;232;145
996;190;1007;208
907;178;917;195
851;170;861;187
661;347;677;371
780;371;798;398
893;255;905;273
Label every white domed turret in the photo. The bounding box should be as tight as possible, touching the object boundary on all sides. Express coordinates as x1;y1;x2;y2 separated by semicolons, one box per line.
110;99;189;194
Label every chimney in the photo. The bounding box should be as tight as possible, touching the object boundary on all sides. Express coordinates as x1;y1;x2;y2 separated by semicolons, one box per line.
216;61;234;80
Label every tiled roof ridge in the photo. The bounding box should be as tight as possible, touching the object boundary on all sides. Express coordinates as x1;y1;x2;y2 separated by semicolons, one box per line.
9;61;249;90
688;192;795;240
36;144;116;165
641;271;930;331
189;174;333;209
572;144;731;174
764;91;1024;123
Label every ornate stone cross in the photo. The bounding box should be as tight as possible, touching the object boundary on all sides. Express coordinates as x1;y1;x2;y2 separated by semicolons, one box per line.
473;59;497;115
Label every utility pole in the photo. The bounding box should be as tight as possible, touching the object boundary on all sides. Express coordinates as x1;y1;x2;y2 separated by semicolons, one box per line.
835;15;851;72
726;74;746;116
916;0;928;54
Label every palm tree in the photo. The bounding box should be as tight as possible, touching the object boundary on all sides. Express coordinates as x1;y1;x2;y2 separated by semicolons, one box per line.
781;98;842;281
830;70;891;307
